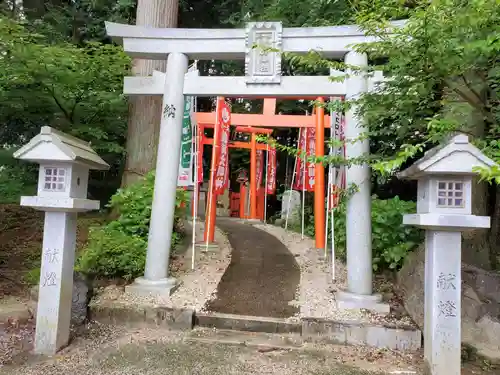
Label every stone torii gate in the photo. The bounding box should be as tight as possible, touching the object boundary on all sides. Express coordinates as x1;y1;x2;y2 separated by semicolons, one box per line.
107;20;401;312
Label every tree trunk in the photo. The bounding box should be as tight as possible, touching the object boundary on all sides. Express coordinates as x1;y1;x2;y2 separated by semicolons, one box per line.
462;176;491;269
489;186;500;270
121;0;179;187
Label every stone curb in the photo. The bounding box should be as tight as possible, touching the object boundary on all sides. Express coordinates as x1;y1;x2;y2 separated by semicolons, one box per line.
89;302;194;330
195;312;302;334
302;317;422;351
88;302;421;351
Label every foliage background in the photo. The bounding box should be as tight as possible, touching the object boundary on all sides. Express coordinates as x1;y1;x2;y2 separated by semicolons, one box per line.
1;0;499;276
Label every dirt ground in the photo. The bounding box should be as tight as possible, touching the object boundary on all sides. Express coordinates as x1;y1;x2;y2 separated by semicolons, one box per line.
0;324;412;375
1;324;498;375
0;204;101;299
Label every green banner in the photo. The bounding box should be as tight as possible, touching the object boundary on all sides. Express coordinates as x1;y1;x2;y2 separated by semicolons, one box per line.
177;96;194;186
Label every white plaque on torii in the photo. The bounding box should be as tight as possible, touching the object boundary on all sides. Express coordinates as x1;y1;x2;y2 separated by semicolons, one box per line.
245;22;283;84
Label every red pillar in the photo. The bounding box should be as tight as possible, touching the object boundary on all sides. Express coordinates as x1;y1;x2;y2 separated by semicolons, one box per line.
250;132;258;219
314;97;326;250
204;97;223;243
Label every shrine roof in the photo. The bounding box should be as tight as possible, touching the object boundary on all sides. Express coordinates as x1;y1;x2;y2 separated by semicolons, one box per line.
398;134;496;179
13;126;109;170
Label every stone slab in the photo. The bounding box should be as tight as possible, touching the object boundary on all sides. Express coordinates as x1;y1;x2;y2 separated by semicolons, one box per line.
301;317;421;351
335;299;391;315
186;328;303;351
124;281;181;298
90;302;194;330
195;312;301;334
194;242;219;252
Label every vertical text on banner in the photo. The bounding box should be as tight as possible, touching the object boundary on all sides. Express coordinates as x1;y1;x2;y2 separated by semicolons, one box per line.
266;148;277;194
214;99;231;194
177;96;194;187
256;150;264;187
293;128;316;192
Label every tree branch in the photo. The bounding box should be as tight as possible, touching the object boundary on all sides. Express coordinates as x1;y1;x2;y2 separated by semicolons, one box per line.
460;74;485;106
446;79;494;123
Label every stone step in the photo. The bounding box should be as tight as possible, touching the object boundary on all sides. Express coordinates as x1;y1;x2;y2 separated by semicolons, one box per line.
90;297;422;352
194;312;301;334
185;326;303;351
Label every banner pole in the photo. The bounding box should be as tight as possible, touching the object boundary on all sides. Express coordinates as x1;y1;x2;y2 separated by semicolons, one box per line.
330;132;337;277
301;127;307;239
330;97;342;280
264;144;269;223
191;93;198;270
205;97;221;251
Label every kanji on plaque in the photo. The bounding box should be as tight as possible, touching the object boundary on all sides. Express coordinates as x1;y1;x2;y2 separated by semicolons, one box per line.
256;150;264;187
266;148;277;194
214;100;231;194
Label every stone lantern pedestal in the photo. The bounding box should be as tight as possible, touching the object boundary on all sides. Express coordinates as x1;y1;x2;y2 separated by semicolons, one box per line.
398;134;496;375
13;126;109;355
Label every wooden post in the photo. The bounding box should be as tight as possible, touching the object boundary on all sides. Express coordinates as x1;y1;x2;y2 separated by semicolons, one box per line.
314;97;326;250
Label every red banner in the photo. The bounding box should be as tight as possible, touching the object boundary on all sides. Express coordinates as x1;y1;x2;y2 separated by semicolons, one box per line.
256;150;264;187
293;128;316;192
214;100;231;194
266;148;277;194
328;110;346;208
306;128;316;191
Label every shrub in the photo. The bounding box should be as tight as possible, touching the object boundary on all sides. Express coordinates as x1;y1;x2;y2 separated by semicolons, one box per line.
288;195;422;272
77;171;188;280
0;164;37;204
329;195;423;272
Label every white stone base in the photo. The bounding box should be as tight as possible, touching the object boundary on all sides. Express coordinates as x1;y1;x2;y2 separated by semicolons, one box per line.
20;196;99;212
335;290;390;315
125;277;180;298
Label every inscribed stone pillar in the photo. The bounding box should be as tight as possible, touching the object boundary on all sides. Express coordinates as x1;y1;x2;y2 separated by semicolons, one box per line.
426;231;461;375
35;211;77;355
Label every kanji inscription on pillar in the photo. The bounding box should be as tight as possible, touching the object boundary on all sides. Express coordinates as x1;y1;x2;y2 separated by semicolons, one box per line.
436;272;456;290
438;300;457;318
245;22;283;84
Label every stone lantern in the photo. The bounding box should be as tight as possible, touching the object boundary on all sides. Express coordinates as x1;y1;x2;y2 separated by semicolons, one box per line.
13;126;109;355
398;134;497;375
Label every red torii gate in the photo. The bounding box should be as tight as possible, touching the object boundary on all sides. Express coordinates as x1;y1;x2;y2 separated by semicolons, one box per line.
195;97;330;250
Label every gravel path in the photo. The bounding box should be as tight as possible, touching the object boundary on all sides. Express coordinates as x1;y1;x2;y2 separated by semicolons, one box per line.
252;224;415;327
91;220;232;311
204;218;300;318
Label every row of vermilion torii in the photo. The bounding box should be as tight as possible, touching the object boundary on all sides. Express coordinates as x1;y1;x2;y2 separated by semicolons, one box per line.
181;93;346;276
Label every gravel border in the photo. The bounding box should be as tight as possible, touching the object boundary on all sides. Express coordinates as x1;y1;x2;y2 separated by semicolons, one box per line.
252;223;415;327
90;220;232;312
